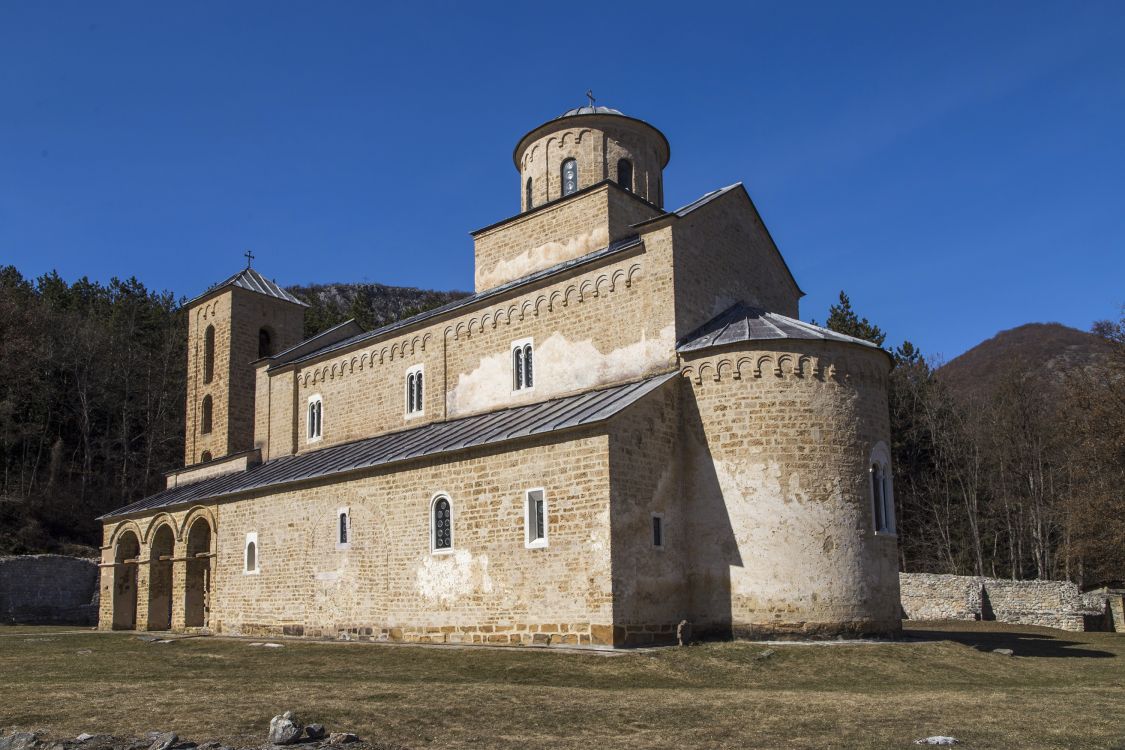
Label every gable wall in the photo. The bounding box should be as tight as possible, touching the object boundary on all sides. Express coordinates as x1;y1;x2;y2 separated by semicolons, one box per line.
670;190;802;341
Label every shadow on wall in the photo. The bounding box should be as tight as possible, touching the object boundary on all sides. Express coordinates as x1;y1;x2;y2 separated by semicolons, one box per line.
679;383;738;641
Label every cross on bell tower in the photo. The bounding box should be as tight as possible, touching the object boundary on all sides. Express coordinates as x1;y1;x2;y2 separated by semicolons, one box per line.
244;249;255;268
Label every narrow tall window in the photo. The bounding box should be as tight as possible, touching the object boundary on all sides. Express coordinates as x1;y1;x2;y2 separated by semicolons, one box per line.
432;495;452;552
617;158;633;192
561;158;578;196
258;328;273;358
244;532;258;574
525;177;534;210
512;339;534;391
201;395;213;434
652;514;664;548
307;395;323;441
870;442;896;533
337;507;350;548
203;325;215;384
406;365;424;416
525;489;547;548
872;464;886;530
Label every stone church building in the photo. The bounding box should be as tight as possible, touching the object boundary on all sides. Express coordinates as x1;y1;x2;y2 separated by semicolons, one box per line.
98;104;901;647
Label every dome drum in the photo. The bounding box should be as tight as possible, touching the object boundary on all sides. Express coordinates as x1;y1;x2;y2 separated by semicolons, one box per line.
514;109;670;211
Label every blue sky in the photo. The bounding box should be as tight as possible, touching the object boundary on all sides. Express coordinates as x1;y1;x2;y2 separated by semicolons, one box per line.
2;1;1122;360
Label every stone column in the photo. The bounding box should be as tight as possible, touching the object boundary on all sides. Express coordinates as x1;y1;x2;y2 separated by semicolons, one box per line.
97;546;114;630
171;538;188;631
134;546;151;631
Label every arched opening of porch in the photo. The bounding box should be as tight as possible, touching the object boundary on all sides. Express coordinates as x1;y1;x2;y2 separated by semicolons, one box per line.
184;517;212;628
112;530;141;630
147;524;175;631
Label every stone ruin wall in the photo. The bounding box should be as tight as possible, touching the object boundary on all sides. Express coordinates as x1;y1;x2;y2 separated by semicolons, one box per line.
899;572;1103;632
0;555;100;625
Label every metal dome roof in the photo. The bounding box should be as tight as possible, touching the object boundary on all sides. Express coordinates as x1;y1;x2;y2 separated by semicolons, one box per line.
556;105;624;118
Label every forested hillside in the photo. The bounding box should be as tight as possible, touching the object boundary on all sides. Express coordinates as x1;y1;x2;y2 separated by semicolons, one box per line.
0;267;466;555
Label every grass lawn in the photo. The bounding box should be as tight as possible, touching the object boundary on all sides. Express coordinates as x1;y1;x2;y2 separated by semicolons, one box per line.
2;621;1123;749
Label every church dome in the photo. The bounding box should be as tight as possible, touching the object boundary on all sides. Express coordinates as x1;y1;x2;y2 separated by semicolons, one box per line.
556;105;625;118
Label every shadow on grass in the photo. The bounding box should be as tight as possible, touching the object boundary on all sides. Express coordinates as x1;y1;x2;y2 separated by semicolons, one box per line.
904;627;1116;659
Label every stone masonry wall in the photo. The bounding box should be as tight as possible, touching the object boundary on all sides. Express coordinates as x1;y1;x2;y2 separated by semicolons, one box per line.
101;427;622;647
608;377;686;646
473;183;661;292
0;555;99;625
899;573;1091;631
680;340;900;638
269;239;675;458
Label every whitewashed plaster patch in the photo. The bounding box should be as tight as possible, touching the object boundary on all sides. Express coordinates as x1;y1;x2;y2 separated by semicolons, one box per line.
416;550;493;605
709;458;861;600
477;227;609;290
447;326;675;416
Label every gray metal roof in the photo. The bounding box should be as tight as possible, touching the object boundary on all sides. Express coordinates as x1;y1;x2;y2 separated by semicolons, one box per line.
269;318;364;366
677;303;882;353
672;183;742;217
188;267;308;308
100;372;676;520
270;235;644;370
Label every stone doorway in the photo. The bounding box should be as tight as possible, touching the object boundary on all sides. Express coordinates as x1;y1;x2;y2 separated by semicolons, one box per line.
184;518;212;629
147;525;175;631
112;530;140;630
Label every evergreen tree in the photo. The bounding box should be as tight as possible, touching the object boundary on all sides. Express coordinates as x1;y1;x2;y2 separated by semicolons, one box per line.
825;291;887;347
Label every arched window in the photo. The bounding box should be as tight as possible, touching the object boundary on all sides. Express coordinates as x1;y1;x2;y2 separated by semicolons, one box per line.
512;339;533;391
203;325;215;384
870;442;895;534
258;328;273;358
561;158;578;197
201;395;213;434
525;177;534;210
244;532;258;574
200;451;212;463
307;395;323;441
617;159;633;192
337;507;350;548
406;365;424;416
431;495;452;552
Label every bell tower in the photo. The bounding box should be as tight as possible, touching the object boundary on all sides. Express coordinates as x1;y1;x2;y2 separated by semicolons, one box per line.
183;265;307;466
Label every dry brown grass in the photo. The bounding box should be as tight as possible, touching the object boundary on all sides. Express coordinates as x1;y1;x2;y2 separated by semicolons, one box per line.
2;621;1123;749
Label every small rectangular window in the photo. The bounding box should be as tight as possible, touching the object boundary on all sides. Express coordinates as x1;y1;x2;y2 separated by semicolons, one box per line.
652;514;664;549
525;489;547;548
337;507;350;549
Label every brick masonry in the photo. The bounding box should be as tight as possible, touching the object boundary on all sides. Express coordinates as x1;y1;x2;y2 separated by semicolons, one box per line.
0;555;99;625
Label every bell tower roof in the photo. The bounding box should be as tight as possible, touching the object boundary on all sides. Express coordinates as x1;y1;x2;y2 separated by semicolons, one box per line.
187;267;308;308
